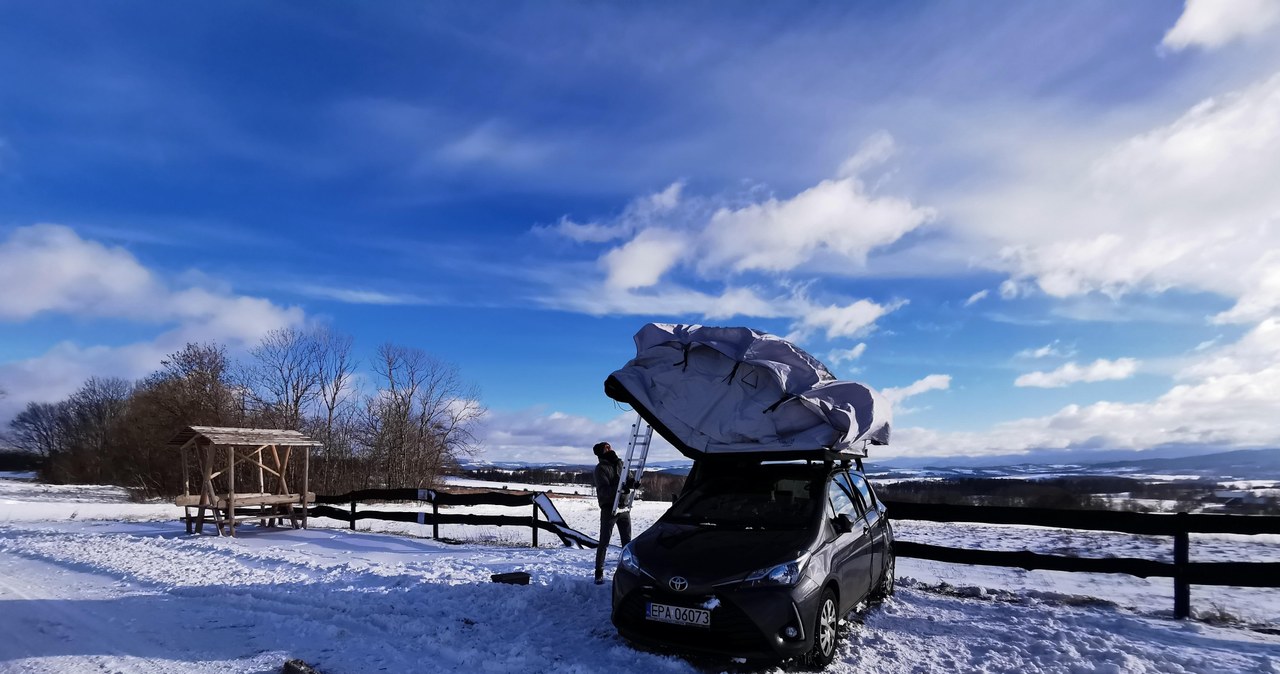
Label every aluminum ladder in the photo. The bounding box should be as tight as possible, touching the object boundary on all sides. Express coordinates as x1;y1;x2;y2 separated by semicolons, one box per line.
611;414;654;515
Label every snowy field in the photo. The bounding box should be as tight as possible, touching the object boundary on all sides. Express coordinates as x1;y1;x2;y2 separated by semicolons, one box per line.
1;475;1278;673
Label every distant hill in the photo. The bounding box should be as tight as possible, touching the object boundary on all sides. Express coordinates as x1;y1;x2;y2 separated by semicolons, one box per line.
1091;448;1280;478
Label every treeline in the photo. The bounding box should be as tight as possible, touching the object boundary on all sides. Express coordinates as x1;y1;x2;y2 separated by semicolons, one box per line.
4;328;484;498
467;467;596;486
873;476;1222;510
462;467;688;502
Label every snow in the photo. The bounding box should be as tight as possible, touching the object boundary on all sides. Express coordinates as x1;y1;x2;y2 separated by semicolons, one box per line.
1;476;1278;673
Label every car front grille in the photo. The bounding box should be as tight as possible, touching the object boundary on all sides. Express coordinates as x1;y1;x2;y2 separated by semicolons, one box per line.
615;587;768;654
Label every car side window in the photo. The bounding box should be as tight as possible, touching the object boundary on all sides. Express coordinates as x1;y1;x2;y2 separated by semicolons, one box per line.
847;473;877;510
846;472;881;529
834;473;867;514
828;478;861;518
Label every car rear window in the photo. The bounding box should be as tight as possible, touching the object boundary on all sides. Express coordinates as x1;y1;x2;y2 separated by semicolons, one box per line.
665;468;823;529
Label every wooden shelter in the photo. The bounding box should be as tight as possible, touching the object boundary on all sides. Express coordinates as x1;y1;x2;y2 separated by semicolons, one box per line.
169;426;322;536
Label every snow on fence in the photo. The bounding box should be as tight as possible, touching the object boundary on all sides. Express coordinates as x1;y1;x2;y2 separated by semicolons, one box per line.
308;488;600;549
884;500;1280;619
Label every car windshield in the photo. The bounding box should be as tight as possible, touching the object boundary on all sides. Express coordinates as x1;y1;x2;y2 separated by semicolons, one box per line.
664;466;824;529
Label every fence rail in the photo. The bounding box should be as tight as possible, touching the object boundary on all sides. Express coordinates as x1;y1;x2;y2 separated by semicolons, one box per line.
882;500;1280;618
307;488;599;549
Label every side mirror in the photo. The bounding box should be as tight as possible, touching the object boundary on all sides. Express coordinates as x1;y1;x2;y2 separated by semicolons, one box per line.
834;514;855;534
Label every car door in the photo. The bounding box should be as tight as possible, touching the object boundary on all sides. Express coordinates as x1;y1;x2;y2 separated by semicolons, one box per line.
845;472;887;586
826;475;873;613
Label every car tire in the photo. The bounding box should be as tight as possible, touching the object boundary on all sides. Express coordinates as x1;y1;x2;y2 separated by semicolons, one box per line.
802;588;840;669
870;548;895;601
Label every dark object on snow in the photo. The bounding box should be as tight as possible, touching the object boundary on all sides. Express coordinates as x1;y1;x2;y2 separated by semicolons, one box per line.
491;571;531;585
605;323;891;461
282;659;324;674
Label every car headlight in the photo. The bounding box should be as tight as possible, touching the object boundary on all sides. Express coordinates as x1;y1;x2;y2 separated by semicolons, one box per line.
620;544;643;574
744;556;807;587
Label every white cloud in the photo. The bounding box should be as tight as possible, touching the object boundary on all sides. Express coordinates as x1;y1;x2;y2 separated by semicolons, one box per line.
698;175;933;275
1162;0;1280;51
889;321;1280;458
0;224;158;321
1016;340;1076;360
0;224;304;419
538;134;929;341
1014;358;1140;388
881;374;951;406
546;281;902;345
962;72;1280;324
1177;317;1280;380
601;228;689;290
963;289;989;307
788;298;903;341
827;343;867;365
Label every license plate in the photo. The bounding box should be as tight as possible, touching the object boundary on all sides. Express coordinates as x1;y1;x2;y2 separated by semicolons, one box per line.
646;602;711;628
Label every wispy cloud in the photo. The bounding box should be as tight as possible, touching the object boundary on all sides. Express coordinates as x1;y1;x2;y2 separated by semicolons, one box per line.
881;374;951;406
292;284;432;306
1014;358;1139;388
963;289;989;307
827;343;867;366
1016;340;1076;360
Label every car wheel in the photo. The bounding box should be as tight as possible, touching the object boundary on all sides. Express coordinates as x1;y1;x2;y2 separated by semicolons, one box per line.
802;588;839;669
871;549;895;601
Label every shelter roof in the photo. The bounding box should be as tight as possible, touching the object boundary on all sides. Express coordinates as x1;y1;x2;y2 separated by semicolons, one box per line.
166;426;323;448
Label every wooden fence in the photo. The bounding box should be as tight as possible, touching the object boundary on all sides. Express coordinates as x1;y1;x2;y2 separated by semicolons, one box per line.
882;500;1280;619
307;488;599;548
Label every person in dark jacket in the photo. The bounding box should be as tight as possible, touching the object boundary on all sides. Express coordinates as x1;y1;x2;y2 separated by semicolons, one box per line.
593;441;632;584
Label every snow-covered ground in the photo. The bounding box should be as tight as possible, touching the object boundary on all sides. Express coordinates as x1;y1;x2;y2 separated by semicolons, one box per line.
1;476;1278;673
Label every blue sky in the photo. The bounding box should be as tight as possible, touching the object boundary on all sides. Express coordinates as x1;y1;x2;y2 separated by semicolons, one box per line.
3;1;1280;464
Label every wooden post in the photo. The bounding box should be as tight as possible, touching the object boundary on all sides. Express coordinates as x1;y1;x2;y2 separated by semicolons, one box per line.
301;446;310;530
227;445;236;537
256;447;267;527
1173;512;1190;619
181;444;192;533
181;445;190;497
532;501;539;548
432;500;439;540
197;443;215;534
350;500;356;531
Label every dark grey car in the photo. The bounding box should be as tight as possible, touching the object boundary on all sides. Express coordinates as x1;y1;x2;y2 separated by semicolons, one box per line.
611;459;895;668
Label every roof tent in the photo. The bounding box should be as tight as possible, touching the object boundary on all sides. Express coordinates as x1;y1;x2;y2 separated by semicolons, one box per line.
605;323;892;462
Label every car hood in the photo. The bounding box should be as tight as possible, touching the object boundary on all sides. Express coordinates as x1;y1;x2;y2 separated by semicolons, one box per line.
629;520;815;586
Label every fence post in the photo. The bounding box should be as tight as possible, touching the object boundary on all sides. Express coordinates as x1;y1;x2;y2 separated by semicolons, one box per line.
532;502;539;548
349;500;356;531
432;500;439;541
1174;512;1190;620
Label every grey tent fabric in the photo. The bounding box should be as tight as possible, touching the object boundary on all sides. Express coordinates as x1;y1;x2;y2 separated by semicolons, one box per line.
604;324;891;460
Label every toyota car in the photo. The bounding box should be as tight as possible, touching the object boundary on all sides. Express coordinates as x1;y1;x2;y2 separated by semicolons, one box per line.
611;458;894;668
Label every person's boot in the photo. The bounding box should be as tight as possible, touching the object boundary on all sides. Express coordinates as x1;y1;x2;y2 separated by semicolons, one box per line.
594;570;604;585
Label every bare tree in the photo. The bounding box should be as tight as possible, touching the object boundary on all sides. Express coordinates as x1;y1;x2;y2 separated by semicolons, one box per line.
358;344;483;489
9;401;71;458
146;343;239;426
62;377;133;482
245;327;323;429
307;327;359;492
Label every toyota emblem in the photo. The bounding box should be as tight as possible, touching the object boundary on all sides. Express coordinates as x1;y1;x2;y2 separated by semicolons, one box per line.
668;576;689;592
